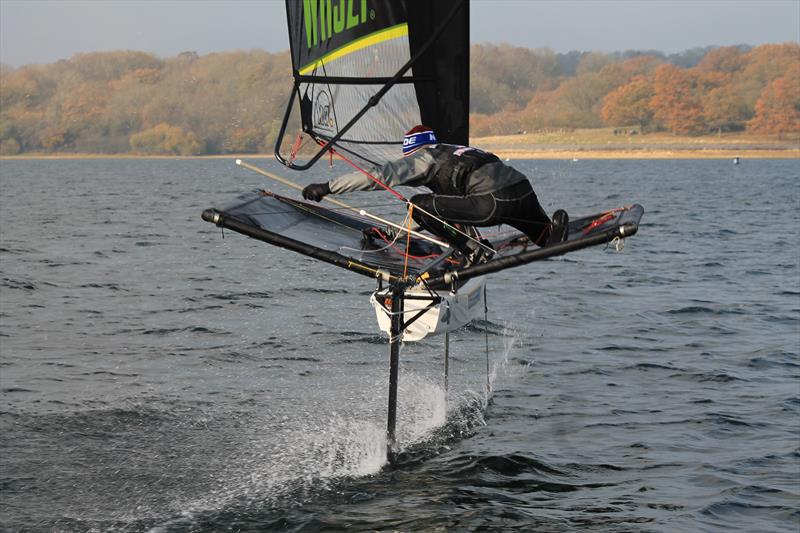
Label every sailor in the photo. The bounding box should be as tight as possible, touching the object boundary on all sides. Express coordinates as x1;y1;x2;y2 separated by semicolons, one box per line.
302;125;568;261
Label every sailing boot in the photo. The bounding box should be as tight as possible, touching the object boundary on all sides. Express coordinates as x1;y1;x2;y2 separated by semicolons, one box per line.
546;209;569;247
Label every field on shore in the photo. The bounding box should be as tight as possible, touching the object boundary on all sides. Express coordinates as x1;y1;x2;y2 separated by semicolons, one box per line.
1;129;797;160
472;128;799;159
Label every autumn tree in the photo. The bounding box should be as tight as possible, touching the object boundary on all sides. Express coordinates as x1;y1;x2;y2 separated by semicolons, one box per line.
703;85;751;135
575;52;616;75
130;123;203;155
736;43;800;111
2;43;800;153
747;69;800;137
650;64;707;134
696;46;746;74
470;44;560;114
601;76;655;131
600;55;663;83
0;120;21;154
70;51;164;82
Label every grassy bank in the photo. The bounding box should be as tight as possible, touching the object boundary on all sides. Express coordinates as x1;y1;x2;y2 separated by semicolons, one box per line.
1;129;797;161
471;128;799;159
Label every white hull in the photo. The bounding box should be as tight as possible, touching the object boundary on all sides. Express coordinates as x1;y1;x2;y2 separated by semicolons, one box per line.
370;276;487;341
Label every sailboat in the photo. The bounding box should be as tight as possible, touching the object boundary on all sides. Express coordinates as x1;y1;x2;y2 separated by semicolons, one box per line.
202;0;643;462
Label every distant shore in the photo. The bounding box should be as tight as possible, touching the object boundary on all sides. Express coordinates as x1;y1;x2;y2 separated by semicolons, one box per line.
2;149;796;161
473;130;799;160
475;148;799;160
2;130;798;161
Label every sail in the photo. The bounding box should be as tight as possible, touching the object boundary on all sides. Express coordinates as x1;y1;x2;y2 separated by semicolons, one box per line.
280;0;469;169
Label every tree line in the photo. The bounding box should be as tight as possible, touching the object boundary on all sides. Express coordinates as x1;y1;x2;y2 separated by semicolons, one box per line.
470;43;799;138
0;43;797;156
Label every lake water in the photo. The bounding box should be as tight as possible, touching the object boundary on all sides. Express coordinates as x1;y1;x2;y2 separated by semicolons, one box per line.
1;157;798;532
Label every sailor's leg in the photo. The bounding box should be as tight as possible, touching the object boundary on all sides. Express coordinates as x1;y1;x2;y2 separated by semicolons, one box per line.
409;193;495;253
492;182;552;246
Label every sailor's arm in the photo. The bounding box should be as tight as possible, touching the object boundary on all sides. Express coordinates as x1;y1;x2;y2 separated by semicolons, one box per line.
302;150;435;201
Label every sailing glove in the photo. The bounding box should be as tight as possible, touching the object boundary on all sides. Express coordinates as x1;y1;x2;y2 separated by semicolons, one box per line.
302;182;330;202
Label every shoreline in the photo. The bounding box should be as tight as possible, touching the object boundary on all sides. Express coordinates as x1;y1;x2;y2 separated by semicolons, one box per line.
480;148;799;160
2;148;797;161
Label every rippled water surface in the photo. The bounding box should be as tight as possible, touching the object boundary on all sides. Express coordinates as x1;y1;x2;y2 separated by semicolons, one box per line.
1;158;798;532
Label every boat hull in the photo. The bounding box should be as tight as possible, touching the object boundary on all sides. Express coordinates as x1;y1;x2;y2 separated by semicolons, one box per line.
370;276;487;341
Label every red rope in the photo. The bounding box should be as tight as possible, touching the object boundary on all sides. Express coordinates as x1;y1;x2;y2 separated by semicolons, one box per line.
371;228;441;260
583;210;619;234
316;139;407;202
289;134;304;165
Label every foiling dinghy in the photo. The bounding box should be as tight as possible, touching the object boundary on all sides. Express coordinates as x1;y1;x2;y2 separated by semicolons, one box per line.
202;0;644;463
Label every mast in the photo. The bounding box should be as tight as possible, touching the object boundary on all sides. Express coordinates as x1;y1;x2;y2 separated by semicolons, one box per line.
386;283;404;462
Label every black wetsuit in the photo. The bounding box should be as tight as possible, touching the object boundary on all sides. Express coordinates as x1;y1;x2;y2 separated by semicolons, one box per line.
327;144;552;251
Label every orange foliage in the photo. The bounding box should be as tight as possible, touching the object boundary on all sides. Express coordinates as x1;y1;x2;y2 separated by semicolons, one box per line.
61;83;109;125
39;127;69;150
740;43;800;85
650;65;706;135
747;69;800;135
129;123;203;155
1;44;798;154
599;55;663;83
601;76;654;130
696;46;746;73
0;69;41;109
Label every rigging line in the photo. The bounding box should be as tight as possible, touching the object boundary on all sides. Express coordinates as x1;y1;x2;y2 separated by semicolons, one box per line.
373;231;442;260
338;211;407;255
341;225;442;261
289;133;307;165
237;159;448;248
278;199;367;234
275;198;435;259
237;159;356;212
225;201;410;218
403;204;413;278
321;142;493;254
219;201;414;220
317;138;406;202
483;283;491;396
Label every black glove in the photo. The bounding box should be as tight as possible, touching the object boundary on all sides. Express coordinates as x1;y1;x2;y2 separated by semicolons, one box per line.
302;182;330;202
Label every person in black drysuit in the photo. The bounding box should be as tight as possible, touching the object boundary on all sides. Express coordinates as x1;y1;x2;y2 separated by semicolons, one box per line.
302;125;568;261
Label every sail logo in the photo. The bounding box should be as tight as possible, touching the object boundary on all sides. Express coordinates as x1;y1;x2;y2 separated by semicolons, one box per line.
313;90;335;132
303;0;372;49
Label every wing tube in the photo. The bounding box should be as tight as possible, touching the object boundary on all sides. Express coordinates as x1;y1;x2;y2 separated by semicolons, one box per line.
425;206;644;290
202;208;400;283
